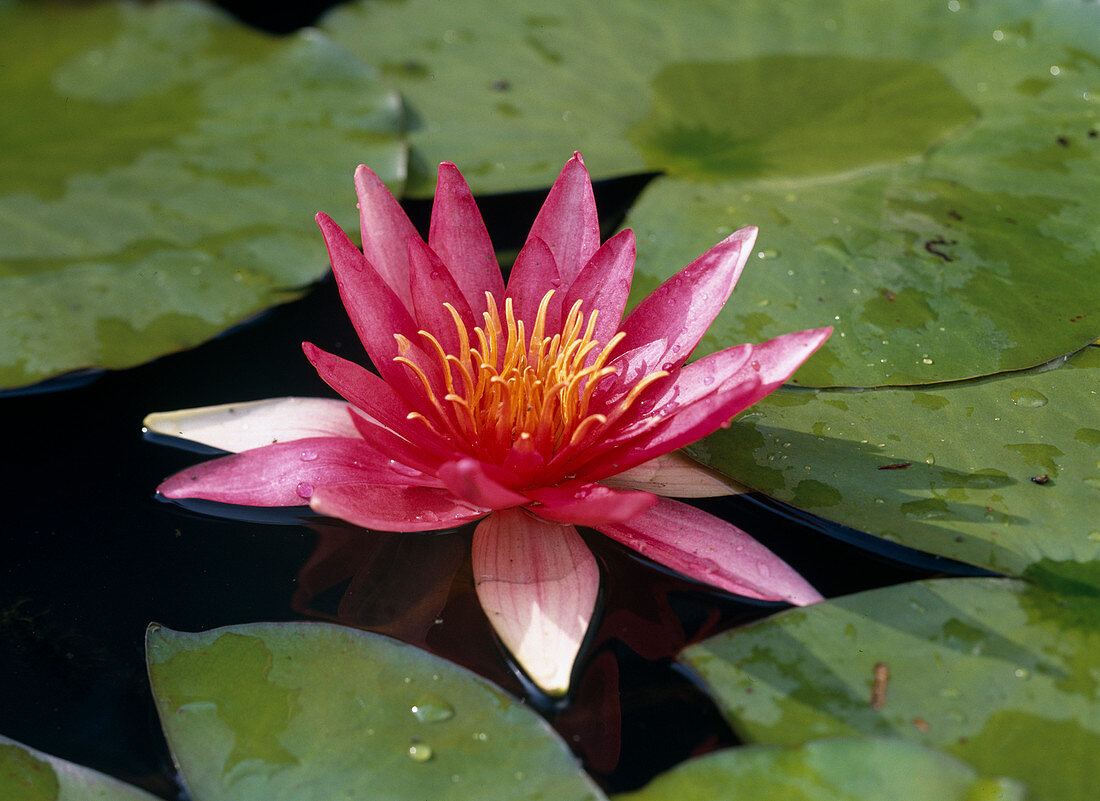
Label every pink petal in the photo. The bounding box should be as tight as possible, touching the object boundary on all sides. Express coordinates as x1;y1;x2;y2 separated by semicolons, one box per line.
158;437;419;506
561;228;635;352
347;408;452;477
354;164;420;312
505;235;560;331
429;162;505;311
315;212;421;393
720;327;833;395
472;508;599;694
302;342;456;455
408;237;476;355
438;458;528;509
626;343;754;424
595;498;823;605
526;153;600;287
618;226;758;369
310;483;488;532
579;378;764;480
143;398;359;454
598;452;750;497
525;483;657;526
589;338;668;409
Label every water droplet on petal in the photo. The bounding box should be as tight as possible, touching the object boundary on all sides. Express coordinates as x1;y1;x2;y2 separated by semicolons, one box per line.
703;375;715;386
750;360;762;371
299;450;319;462
756;560;772;578
296;482;314;499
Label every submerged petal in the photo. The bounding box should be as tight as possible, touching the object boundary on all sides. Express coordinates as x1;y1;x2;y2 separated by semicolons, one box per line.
526;152;600;287
143;397;359;454
310;483;488;532
472;509;599;695
429;162;505;311
595;498;822;605
618;226;757;368
157;437;418;506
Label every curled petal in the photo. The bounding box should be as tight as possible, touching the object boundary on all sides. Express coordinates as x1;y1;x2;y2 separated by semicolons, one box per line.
354;164;420;312
526;483;657;526
618;226;757;369
143;397;359;454
599;452;750;497
158;437;419;506
595;498;822;605
438;458;528;509
429;162;505;311
526;152;600;286
310;483;488;532
472;509;599;694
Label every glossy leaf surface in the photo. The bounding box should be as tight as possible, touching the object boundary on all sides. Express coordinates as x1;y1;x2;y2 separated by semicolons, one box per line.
0;734;160;801
690;346;1100;579
146;622;606;801
0;0;404;391
613;737;1032;801
321;0;1100;386
681;578;1100;801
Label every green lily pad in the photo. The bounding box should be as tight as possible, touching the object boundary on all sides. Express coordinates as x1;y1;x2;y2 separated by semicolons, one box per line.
0;734;160;801
680;577;1100;801
612;737;1032;801
146;622;606;801
689;346;1100;580
0;0;405;392
321;0;1100;386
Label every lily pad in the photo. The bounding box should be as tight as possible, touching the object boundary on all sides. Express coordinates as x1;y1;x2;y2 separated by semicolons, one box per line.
0;734;160;801
680;577;1100;801
689;346;1100;580
146;622;606;801
0;0;405;392
321;0;1100;386
612;737;1032;801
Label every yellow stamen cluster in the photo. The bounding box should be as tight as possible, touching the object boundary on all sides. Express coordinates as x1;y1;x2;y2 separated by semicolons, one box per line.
394;290;667;462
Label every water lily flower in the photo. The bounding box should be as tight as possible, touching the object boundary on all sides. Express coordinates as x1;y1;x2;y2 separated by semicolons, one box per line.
148;153;830;695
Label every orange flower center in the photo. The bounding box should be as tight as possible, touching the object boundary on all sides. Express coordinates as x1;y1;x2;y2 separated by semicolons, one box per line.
394;290;667;462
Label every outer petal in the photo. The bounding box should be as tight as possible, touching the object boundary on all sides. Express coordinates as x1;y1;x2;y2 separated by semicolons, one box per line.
354;164;420;312
595;498;823;605
429;162;505;311
580;378;764;480
158;437;420;506
719;327;833;396
598;451;750;497
526;152;600;287
143;397;359;454
438;458;528;509
310;483;488;532
525;483;657;526
472;509;599;694
561;228;635;352
618;226;757;369
505;235;560;331
315;212;420;393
